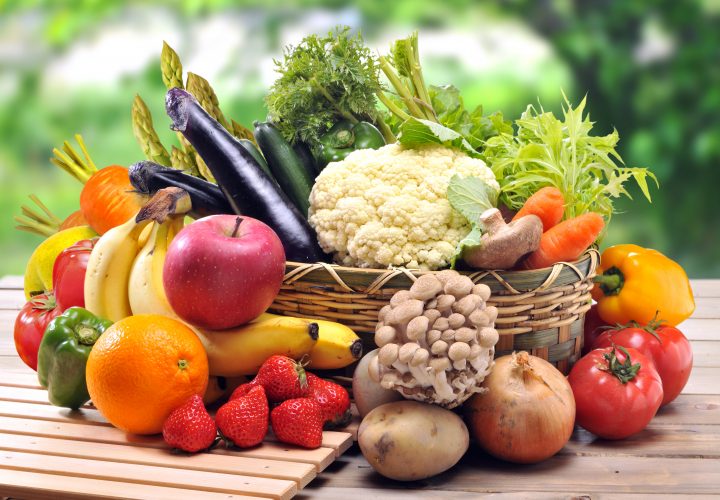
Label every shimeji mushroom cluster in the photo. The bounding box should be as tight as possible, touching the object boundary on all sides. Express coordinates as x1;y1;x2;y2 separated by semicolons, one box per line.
368;270;499;408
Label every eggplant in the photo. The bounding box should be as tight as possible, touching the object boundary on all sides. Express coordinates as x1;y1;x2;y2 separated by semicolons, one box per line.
165;88;327;263
129;161;233;219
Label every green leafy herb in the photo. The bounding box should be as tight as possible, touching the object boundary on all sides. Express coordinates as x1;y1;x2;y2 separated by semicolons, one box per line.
483;94;658;221
446;175;499;267
265;27;386;147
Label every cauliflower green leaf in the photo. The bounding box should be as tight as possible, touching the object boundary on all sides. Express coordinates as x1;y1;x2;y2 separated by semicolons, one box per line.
446;175;499;268
398;118;478;157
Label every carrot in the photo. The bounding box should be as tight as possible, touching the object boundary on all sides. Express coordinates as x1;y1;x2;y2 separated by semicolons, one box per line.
512;187;565;232
522;212;604;269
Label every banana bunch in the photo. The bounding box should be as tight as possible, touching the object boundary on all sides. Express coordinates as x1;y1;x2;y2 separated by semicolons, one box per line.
84;188;190;322
194;313;363;376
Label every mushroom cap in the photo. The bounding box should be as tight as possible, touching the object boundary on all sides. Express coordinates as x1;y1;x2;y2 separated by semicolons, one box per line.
465;211;543;269
378;343;400;366
386;299;424;326
409;274;443;301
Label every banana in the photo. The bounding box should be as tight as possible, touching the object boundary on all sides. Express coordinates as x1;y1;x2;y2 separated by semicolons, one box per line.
306;318;363;370
128;216;184;317
203;375;248;406
84;216;151;322
193;315;320;376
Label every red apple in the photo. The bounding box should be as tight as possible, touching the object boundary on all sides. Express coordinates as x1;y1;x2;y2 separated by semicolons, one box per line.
163;215;286;329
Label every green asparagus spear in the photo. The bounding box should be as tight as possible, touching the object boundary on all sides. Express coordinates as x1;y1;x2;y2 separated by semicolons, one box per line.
131;95;172;166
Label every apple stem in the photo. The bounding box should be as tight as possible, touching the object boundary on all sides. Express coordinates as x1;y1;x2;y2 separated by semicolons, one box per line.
231;216;243;238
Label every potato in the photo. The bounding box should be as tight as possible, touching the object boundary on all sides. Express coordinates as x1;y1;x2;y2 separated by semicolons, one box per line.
352;349;402;417
358;400;469;481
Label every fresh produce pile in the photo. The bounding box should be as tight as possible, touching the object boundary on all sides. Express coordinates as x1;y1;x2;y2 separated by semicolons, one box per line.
12;27;698;481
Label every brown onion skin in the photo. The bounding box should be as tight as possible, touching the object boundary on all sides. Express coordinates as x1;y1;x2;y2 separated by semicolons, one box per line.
464;352;575;464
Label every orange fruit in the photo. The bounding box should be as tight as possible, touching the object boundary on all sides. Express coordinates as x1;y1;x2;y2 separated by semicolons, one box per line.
86;314;209;435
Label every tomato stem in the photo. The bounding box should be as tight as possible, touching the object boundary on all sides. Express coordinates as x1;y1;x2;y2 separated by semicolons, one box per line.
603;346;641;384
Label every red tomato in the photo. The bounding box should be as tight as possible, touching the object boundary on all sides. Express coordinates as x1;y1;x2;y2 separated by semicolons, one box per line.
568;346;663;440
52;238;96;310
594;321;693;406
582;303;611;355
13;292;62;371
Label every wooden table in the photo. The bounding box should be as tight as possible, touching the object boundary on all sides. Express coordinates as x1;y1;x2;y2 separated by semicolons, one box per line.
1;276;719;498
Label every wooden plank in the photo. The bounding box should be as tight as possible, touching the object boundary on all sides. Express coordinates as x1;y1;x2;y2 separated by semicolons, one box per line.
0;432;316;488
0;450;298;499
0;370;42;388
0;289;24;310
684;366;720;395
0;468;257;500
0;275;22;289
563;425;720;458
691;280;720;298
0;400;109;426
680;319;720;341
689;297;720;320
0;415;337;472
301;488;720;500
316;449;720;495
691;340;720;368
0;387;353;455
652;394;720;426
0;354;47;373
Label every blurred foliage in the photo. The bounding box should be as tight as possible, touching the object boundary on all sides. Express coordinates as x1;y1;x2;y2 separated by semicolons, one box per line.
0;0;718;277
492;0;720;277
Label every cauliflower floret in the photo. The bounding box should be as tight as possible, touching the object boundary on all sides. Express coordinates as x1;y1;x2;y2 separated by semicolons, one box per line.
308;143;499;270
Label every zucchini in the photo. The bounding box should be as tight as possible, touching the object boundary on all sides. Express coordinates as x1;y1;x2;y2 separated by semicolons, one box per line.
165;88;327;263
238;139;274;180
129;161;233;218
254;121;314;217
292;140;319;177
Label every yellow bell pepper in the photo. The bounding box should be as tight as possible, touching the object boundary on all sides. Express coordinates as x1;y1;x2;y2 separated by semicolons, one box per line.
591;244;695;326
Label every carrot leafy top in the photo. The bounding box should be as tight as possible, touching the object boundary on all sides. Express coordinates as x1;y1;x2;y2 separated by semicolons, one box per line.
482;93;657;223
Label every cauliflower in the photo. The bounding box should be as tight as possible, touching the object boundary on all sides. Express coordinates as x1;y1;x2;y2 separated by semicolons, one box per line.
308;143;499;270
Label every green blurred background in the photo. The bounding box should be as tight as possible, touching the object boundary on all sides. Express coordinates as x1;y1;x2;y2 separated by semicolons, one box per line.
1;0;718;277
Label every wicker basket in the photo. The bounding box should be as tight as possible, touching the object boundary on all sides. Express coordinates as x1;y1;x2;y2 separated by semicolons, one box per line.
268;249;599;374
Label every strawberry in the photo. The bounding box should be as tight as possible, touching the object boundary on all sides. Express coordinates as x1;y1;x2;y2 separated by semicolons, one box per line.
270;398;324;449
162;394;217;453
229;381;259;401
307;373;351;429
216;385;269;448
253;355;309;403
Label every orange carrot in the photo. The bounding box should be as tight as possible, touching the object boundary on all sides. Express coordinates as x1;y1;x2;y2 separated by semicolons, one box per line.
513;187;565;232
522;212;604;269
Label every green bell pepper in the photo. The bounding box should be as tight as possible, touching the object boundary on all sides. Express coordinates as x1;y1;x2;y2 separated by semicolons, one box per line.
37;307;112;409
317;120;385;168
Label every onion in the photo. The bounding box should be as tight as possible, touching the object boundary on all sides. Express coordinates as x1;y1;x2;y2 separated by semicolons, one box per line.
464;351;575;463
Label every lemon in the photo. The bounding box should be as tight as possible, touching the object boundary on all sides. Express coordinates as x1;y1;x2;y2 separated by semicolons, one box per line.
24;225;97;299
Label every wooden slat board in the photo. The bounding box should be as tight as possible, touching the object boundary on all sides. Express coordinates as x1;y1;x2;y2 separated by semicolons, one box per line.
1;278;720;497
0;281;352;499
